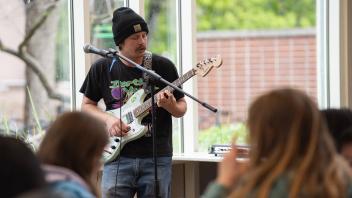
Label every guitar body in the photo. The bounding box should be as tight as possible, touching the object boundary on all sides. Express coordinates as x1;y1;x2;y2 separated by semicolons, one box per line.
103;89;148;163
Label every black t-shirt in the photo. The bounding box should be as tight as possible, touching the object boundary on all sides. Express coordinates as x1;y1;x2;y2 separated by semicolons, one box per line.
80;54;184;158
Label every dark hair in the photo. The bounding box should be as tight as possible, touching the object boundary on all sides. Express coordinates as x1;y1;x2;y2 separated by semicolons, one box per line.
0;136;46;197
321;108;352;150
37;111;108;196
338;126;352;150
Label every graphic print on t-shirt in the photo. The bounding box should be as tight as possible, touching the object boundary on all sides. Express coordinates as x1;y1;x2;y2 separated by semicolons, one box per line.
109;78;144;109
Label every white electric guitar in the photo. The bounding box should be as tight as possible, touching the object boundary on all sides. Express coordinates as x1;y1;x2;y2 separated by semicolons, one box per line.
103;56;223;163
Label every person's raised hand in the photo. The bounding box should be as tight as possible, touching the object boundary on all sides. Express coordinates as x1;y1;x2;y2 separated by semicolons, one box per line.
216;147;248;189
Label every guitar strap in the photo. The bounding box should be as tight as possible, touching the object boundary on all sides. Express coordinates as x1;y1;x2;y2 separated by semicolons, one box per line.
143;51;153;137
143;50;152;70
142;51;153;94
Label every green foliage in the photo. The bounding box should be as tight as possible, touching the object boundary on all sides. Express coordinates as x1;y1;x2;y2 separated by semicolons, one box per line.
94;24;113;39
196;0;316;31
144;0;177;61
198;122;248;152
1;115;10;135
55;0;70;81
0;87;46;152
26;86;42;133
147;11;169;54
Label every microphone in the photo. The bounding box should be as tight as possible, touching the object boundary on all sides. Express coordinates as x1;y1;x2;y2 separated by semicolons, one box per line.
83;44;113;58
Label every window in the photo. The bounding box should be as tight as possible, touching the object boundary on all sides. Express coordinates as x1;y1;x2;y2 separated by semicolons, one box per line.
195;0;317;152
0;0;72;147
88;0;125;62
75;0;340;156
144;0;181;153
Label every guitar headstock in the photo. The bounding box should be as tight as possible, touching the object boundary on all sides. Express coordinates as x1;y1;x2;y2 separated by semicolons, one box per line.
194;55;222;77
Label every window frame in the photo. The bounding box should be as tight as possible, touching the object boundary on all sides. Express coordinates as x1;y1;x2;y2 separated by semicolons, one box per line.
71;0;350;155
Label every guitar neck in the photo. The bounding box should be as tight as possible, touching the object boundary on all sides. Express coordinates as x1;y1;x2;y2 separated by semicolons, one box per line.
133;69;195;117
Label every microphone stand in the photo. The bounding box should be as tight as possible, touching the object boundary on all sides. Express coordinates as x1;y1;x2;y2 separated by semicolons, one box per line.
107;49;218;113
148;76;159;198
88;47;218;198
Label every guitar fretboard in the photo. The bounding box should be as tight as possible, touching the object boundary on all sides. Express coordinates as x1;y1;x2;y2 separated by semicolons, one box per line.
133;69;195;118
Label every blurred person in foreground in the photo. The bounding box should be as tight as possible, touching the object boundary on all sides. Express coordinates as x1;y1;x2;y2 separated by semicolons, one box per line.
37;111;108;198
0;136;46;197
202;88;352;198
321;108;352;166
338;127;352;166
320;108;352;148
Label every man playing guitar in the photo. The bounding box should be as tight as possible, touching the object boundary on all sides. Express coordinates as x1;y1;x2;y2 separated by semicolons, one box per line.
80;7;187;198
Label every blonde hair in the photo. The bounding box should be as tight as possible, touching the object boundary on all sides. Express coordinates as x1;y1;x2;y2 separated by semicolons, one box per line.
231;88;351;198
38;111;108;197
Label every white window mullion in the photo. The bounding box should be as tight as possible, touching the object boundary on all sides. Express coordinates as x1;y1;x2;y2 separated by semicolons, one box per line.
71;0;90;110
128;0;144;16
328;0;341;108
180;0;197;153
316;0;328;108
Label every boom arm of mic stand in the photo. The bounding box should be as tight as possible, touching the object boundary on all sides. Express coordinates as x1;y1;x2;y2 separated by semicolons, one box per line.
109;50;217;113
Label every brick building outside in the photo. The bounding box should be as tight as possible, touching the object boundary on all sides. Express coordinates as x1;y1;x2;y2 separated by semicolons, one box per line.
196;28;316;130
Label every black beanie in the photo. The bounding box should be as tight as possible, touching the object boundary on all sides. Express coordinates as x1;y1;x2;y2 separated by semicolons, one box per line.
112;7;149;46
